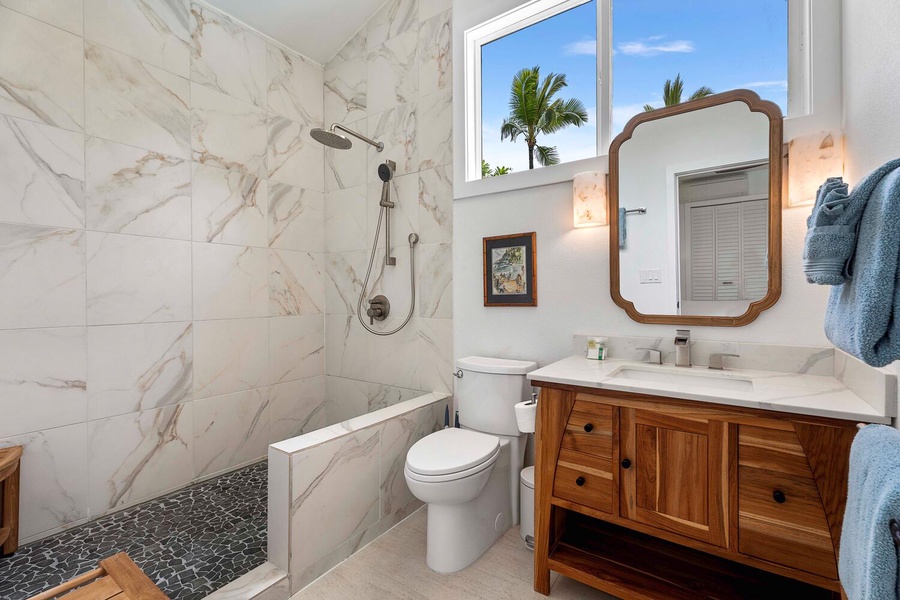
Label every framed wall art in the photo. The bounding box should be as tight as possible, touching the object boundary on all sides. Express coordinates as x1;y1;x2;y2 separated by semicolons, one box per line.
483;232;537;307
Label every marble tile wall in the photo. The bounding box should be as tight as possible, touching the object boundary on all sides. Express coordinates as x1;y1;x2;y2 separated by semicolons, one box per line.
0;0;327;543
323;0;454;423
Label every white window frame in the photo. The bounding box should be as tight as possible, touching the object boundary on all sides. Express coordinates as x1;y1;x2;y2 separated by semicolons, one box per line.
454;0;836;200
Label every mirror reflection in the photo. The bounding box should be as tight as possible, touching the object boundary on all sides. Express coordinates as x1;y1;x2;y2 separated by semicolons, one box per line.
615;99;773;318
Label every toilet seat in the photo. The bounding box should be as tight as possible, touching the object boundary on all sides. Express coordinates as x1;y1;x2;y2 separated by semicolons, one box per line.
405;428;500;479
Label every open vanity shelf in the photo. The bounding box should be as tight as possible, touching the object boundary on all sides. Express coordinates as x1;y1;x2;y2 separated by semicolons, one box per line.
532;382;858;600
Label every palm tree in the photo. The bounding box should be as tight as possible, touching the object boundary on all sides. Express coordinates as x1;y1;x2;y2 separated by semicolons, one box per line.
643;74;714;111
500;66;588;169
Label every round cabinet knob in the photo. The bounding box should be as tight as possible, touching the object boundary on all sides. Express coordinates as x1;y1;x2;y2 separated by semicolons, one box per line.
583;423;594;433
773;490;786;504
575;476;586;487
621;459;632;469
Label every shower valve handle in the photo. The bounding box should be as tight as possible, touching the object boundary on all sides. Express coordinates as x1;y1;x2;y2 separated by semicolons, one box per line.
367;295;390;325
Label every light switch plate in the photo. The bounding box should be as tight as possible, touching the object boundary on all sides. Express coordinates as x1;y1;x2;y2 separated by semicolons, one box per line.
639;269;662;284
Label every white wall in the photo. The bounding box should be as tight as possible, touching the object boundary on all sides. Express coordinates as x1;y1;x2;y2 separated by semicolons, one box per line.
452;0;835;368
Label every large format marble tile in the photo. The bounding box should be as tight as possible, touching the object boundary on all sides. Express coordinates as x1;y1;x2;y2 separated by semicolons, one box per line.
87;322;193;420
419;0;452;23
192;163;267;247
367;103;417;182
324;125;367;192
269;376;327;443
324;315;369;381
417;90;452;170
366;383;423;414
418;242;452;319
192;83;267;177
268;316;324;386
289;426;381;576
268;182;324;253
193;388;270;478
418;9;452;97
190;3;267;107
0;224;85;330
367;30;418;116
418;318;453;394
193;243;268;320
0;0;84;35
329;28;366;68
0;424;88;541
324;376;370;426
0;328;87;438
0;7;84;131
269;250;325;316
267;117;325;191
267;45;324;126
85;42;190;158
366;172;418;242
418;165;452;244
368;317;419;389
324;56;367;126
193;318;268;399
88;403;193;514
380;401;443;517
85;137;191;240
367;0;418;50
325;187;367;253
85;0;191;78
324;250;367;315
0;116;85;228
86;233;192;325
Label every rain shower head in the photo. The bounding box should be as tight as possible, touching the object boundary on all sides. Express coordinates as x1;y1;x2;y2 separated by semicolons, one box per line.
309;124;384;151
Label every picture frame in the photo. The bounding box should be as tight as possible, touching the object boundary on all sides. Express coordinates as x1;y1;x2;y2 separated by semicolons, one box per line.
483;232;537;307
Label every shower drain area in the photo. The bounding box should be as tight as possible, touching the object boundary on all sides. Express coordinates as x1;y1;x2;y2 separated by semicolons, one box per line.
0;460;267;600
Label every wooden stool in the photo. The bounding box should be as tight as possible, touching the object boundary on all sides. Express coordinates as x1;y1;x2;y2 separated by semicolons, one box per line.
0;445;22;557
28;552;169;600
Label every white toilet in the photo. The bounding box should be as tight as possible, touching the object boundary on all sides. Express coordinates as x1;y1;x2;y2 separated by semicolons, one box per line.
404;356;536;573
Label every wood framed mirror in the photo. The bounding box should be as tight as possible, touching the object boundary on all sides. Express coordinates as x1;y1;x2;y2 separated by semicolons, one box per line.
609;90;783;327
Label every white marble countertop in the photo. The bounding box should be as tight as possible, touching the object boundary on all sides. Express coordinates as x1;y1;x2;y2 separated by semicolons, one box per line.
527;356;892;424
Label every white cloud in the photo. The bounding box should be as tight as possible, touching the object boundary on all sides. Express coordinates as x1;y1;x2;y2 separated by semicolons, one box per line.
618;39;695;57
740;80;788;91
563;39;597;56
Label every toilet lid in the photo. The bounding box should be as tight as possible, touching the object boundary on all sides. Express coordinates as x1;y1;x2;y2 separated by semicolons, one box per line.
406;428;500;476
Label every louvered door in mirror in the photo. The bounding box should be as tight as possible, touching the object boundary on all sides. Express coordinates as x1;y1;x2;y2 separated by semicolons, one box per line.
609;90;783;326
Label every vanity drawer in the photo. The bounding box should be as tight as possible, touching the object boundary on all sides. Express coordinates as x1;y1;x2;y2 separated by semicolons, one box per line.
561;398;614;458
737;426;837;579
553;448;613;514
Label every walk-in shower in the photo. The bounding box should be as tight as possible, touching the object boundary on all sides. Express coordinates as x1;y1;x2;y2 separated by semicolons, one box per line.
310;124;419;336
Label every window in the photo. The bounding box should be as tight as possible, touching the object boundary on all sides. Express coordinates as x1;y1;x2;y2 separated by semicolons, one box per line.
460;0;819;195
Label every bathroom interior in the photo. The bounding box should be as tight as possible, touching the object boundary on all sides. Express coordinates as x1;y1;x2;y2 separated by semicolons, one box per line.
0;0;898;598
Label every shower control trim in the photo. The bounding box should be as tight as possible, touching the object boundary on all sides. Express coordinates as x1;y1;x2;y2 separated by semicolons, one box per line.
367;295;390;325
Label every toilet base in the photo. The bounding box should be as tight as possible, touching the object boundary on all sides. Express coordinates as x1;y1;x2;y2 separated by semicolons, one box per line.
425;442;512;573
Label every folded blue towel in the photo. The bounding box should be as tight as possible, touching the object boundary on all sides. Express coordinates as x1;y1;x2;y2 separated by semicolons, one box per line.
824;158;900;367
839;425;900;600
804;177;855;285
619;207;626;249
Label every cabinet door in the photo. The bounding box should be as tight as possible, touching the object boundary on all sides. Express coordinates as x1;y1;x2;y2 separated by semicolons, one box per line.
620;408;729;548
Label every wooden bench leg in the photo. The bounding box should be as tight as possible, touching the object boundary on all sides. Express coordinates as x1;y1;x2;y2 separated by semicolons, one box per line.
1;462;20;556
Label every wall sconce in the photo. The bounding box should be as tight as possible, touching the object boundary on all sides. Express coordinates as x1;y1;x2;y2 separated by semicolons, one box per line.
788;131;844;207
573;171;608;227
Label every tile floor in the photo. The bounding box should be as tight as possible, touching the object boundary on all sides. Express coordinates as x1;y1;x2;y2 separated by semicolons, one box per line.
292;507;618;600
0;460;267;600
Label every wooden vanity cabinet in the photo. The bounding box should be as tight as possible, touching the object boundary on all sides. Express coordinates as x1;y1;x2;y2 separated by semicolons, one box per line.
533;384;856;600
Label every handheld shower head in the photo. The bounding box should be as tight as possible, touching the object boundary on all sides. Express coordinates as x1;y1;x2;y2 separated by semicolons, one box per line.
309;124;384;151
378;161;395;182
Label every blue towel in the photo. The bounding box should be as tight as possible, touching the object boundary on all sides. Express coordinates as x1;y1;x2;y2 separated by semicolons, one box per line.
839;425;900;600
824;158;900;367
803;177;855;285
619;207;626;249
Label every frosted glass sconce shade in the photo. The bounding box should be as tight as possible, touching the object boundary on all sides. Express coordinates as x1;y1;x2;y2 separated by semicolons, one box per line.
573;171;608;227
788;131;843;207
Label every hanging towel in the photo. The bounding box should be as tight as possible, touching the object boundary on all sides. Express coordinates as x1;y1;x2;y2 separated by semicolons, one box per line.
618;207;626;249
824;158;900;367
839;424;900;600
803;177;855;285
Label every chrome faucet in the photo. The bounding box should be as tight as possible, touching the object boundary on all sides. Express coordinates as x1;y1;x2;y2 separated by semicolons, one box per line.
674;330;691;367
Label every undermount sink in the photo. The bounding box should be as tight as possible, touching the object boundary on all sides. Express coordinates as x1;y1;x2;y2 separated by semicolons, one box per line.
610;366;755;392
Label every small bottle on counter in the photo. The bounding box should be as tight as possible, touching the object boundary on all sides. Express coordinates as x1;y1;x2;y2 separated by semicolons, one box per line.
586;337;607;360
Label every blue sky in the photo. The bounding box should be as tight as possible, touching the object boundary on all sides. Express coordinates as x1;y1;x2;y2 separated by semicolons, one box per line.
481;0;788;173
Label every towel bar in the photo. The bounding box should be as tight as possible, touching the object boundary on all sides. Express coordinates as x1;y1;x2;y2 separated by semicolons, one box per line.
891;520;900;548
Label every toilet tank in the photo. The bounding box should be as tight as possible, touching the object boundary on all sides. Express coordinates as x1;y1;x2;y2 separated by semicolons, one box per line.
456;356;538;436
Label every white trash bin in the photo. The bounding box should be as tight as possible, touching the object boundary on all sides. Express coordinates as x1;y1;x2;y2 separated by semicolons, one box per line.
520;466;535;549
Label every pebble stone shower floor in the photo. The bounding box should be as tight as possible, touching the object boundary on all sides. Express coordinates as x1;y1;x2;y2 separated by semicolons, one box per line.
0;460;268;600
